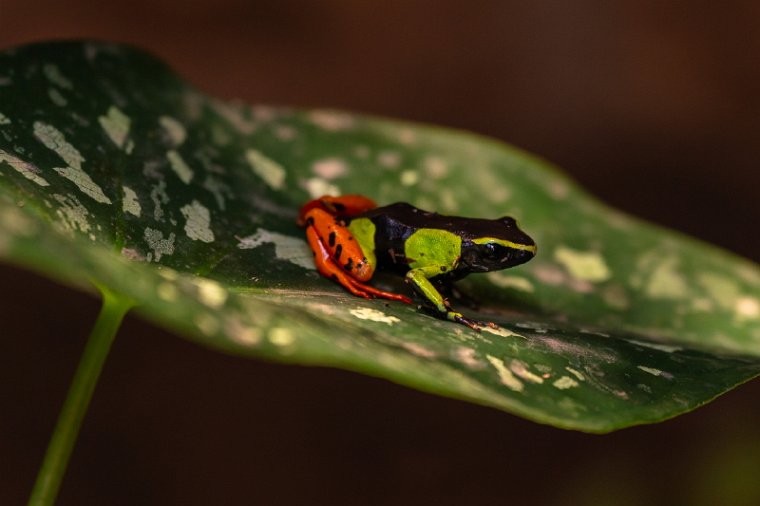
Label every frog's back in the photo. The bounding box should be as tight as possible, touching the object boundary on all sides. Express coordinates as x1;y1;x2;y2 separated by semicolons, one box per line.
358;202;436;231
351;202;480;271
356;202;515;240
346;203;427;270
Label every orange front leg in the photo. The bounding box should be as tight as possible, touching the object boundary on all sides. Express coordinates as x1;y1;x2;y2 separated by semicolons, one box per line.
303;207;373;281
305;222;412;304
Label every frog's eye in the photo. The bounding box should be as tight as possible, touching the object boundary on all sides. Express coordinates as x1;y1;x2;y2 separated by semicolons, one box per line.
482;242;505;259
499;217;517;227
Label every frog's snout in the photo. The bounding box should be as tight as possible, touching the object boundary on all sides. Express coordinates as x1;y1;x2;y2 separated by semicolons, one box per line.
509;246;536;266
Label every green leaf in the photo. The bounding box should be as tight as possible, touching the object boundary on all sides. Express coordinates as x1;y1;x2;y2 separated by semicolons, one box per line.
1;41;759;432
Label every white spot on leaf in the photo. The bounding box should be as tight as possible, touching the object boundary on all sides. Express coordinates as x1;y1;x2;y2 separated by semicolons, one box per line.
166;150;194;184
697;273;754;320
699;273;733;298
308;110;354;131
486;355;524;392
157;267;179;281
625;339;682;353
269;327;296;346
303;177;340;198
195;313;219;335
53;194;90;234
736;296;760;320
400;170;418;186
398;128;417;144
637;365;666;377
552;376;579;390
548;180;569;199
554;246;611;283
33;122;81;168
53;166;112;204
226;318;262;346
33;122;111;204
157;282;179;301
159;115;187;146
122;186;141;217
275;125;296;140
211;99;257;134
0;150;49;186
349;307;400;325
246;149;285;189
180;200;214;242
454;347;482;368
377;150;401;169
149;180;169;221
144;227;175;262
401;342;437;357
0;112;10;125
312;158;348;179
639;254;688;299
237;229;314;269
423;156;448;178
487;272;534;292
195;278;227;308
98;106;131;149
121;248;144;261
43;64;73;89
202;175;232;211
481;326;525;339
510;360;544;384
48;88;67;106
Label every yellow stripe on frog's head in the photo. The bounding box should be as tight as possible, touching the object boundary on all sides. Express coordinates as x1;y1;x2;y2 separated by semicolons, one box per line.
472;237;537;254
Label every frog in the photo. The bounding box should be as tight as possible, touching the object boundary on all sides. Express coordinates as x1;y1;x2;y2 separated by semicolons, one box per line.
298;194;537;329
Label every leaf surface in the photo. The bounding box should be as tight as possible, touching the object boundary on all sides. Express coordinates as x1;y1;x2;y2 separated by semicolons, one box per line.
1;41;759;432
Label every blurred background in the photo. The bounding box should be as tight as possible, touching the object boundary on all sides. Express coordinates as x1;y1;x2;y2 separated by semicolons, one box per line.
1;1;759;504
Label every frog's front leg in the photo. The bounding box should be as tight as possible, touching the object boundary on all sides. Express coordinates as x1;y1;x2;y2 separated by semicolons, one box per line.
304;208;411;303
406;267;495;330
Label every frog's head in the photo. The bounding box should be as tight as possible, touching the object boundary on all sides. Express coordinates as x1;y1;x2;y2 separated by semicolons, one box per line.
459;217;537;273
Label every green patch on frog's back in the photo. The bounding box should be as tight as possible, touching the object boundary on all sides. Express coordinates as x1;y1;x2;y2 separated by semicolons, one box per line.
405;228;462;272
347;217;377;271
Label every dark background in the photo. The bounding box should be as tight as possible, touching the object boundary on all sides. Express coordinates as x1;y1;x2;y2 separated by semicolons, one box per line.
2;1;759;504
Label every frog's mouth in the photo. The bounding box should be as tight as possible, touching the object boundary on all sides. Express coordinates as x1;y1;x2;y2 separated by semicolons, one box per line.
502;247;536;268
461;242;536;273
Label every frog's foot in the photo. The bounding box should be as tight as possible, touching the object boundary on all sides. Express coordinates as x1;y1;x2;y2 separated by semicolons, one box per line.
416;304;497;331
306;226;411;303
446;311;498;331
341;273;413;303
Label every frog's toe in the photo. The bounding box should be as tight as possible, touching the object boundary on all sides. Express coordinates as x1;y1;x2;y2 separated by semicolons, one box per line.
343;274;411;303
450;312;499;331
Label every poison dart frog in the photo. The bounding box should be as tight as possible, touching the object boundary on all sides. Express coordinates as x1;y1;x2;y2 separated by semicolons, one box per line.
298;195;537;330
